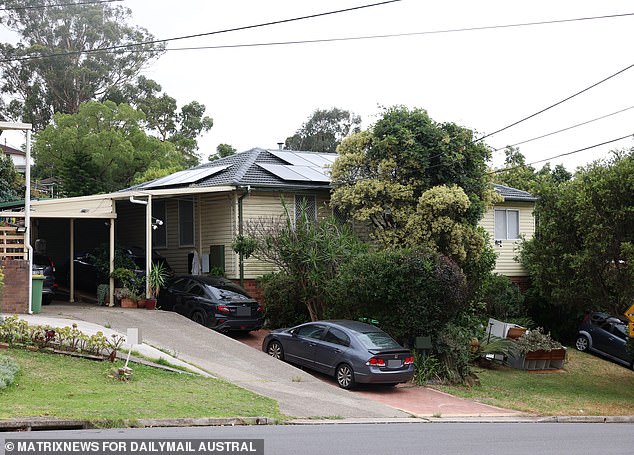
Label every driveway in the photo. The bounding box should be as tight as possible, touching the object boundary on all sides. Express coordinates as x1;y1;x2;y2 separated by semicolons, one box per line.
232;329;524;418
38;303;410;419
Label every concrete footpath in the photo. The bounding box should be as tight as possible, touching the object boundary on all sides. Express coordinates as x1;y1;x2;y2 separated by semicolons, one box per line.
6;304;525;422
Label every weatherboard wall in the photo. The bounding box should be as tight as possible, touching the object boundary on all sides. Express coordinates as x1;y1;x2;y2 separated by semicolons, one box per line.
479;201;535;277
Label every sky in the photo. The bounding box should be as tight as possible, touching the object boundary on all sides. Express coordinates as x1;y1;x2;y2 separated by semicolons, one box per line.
5;0;634;172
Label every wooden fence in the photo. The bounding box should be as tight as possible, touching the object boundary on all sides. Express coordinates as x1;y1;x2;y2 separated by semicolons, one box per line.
0;213;26;260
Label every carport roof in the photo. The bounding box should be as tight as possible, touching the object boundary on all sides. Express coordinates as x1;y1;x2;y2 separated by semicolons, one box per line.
29;185;235;219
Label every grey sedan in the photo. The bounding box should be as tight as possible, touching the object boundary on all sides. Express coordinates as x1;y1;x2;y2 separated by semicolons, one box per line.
262;320;414;389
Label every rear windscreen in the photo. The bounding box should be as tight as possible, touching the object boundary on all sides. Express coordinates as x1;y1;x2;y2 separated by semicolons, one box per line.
356;331;401;350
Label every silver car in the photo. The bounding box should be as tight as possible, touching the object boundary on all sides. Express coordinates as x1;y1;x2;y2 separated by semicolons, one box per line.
262;320;414;389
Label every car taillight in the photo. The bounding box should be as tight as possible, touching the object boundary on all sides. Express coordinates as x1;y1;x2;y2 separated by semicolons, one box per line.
404;356;414;365
217;305;230;314
366;357;386;367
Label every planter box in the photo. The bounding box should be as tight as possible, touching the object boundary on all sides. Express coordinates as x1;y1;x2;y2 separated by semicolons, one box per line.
507;347;567;370
120;298;137;309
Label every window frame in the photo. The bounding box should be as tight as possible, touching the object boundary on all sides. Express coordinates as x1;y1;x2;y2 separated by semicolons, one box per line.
494;209;520;240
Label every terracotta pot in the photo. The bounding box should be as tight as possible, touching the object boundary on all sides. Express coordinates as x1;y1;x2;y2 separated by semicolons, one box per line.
120;297;137;308
145;298;157;310
506;327;527;339
137;299;146;309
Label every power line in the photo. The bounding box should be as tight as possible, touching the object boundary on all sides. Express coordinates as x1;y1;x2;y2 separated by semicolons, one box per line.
0;0;122;10
491;105;634;151
474;62;634;144
5;9;634;60
489;133;633;174
0;0;402;63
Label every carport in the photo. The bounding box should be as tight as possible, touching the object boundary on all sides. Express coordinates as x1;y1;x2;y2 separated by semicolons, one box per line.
30;186;233;305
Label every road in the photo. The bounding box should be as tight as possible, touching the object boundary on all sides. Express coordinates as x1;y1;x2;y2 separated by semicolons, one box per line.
3;423;633;455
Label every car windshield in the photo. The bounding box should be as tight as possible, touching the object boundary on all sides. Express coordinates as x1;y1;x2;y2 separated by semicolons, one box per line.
205;284;252;301
356;331;401;350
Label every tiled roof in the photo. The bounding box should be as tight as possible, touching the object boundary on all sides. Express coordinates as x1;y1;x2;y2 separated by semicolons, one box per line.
128;148;335;191
493;183;538;202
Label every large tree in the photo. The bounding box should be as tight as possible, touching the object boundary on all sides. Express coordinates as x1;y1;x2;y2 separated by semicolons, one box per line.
494;147;572;191
107;76;213;167
0;0;164;131
520;151;634;320
33;101;181;196
330;106;497;296
285;107;361;152
0;154;20;202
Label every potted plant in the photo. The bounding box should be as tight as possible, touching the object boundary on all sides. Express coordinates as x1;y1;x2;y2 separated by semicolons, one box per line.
146;262;169;310
111;267;140;308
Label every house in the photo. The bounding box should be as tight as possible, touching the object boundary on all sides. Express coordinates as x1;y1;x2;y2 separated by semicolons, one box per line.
479;184;538;289
18;148;536;311
1;143;26;174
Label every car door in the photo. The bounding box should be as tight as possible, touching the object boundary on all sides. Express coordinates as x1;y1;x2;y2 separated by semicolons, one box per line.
160;278;190;314
591;321;614;354
602;322;629;361
183;282;213;319
311;327;350;375
282;324;327;369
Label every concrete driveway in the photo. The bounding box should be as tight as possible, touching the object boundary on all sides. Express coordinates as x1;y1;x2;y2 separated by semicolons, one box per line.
37;303;411;419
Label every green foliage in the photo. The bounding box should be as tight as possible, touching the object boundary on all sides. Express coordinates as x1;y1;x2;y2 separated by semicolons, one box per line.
327;248;468;345
434;322;474;384
259;273;309;328
0;355;19;390
285;107;361;153
331;106;493;237
494;147;572;193
481;274;526;322
246;203;366;321
0;154;19;202
33;101;183;195
97;284;109;307
0;1;164;130
412;351;442;385
512;328;563;355
330;106;497;298
209;143;237;162
148;262;169;299
520;151;634;332
88;245;137;285
231;234;258;259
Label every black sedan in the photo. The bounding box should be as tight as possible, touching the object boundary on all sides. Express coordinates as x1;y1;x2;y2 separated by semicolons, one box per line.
158;275;264;332
262;320;414;389
575;312;633;369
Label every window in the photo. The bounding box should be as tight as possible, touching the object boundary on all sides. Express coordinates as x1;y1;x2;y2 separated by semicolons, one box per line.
179;198;194;246
295;194;317;225
294;324;326;340
152;199;167;248
494;209;520;240
323;327;350;347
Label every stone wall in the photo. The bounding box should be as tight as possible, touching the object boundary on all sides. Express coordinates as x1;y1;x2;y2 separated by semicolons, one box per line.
0;259;29;314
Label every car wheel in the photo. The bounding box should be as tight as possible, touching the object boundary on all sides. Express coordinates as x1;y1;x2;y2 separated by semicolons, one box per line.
575;335;589;352
191;311;207;326
336;363;355;389
266;340;284;360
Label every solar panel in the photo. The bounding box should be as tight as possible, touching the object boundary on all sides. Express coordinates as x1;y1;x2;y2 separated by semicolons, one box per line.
257;163;311;181
269;150;315;166
291;165;330;182
145;164;232;188
295;153;333;167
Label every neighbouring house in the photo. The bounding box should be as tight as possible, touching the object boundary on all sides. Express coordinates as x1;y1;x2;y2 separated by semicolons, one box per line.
14;148;537;311
480;184;538;290
1;142;26;174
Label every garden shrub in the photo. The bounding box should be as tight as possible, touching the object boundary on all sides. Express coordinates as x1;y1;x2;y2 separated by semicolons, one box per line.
0;355;19;389
259;273;309;328
327;248;468;346
481;274;530;325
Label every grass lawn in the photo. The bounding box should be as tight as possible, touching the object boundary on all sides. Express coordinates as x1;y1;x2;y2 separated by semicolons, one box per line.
0;348;282;423
437;349;634;416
